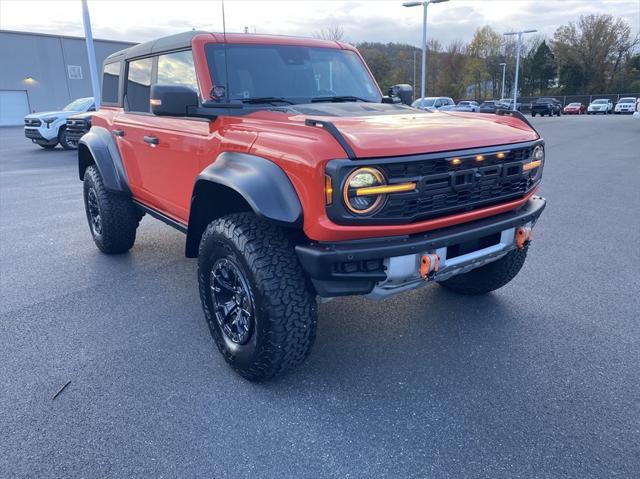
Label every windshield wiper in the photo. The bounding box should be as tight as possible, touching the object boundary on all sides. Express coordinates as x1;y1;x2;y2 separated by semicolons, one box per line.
311;95;372;103
240;97;296;105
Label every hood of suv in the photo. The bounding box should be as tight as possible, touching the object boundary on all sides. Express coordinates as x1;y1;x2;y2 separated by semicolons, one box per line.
24;110;78;121
287;103;538;158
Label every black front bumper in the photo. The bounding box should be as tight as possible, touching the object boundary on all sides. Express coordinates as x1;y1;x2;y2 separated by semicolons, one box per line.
65;128;87;144
296;196;546;297
24;128;47;141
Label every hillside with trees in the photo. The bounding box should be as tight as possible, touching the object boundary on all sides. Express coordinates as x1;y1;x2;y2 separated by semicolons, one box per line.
316;13;639;100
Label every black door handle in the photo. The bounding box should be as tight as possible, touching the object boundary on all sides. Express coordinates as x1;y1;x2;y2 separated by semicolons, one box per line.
112;129;125;137
143;135;159;145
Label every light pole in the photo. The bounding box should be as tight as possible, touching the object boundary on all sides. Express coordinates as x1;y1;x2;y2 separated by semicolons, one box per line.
499;62;506;100
413;49;417;100
403;0;449;108
81;0;100;109
504;29;537;111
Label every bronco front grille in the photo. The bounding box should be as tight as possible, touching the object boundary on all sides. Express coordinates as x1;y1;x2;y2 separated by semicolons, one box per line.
325;141;542;225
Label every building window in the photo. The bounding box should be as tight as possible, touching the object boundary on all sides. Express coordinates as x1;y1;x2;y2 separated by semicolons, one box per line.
102;62;120;104
68;65;83;80
157;50;199;93
126;57;152;112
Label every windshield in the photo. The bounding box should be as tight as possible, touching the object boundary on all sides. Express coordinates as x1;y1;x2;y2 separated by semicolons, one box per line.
593;99;608;104
63;97;94;111
412;98;436;107
619;98;634;103
567;103;580;107
205;44;380;103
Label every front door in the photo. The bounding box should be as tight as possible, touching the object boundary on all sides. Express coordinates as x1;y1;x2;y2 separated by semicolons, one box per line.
114;51;215;223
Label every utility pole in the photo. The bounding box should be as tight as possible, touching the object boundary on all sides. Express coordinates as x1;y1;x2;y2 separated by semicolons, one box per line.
81;0;100;109
504;29;537;111
403;0;449;108
500;62;506;100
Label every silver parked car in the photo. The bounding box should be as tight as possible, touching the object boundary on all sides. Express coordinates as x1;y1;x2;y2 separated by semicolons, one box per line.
412;96;455;110
439;100;480;112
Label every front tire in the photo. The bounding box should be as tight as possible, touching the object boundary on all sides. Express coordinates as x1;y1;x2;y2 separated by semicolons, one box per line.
198;213;318;381
83;165;141;254
438;246;528;295
59;128;76;150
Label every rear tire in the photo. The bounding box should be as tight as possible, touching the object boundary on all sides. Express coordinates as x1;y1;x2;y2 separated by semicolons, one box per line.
438;246;528;295
198;213;318;381
531;112;536;117
83;165;141;254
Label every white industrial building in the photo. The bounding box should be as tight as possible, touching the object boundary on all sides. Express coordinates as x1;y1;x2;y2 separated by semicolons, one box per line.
0;30;135;125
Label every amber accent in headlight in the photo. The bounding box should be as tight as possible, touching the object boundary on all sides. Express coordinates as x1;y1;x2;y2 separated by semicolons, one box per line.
525;145;545;179
342;167;386;214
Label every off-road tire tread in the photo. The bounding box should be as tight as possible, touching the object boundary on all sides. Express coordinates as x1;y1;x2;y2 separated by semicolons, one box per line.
83;165;140;254
438;246;528;295
198;213;317;381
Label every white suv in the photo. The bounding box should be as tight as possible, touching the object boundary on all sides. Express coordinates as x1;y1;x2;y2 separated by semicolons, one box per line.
587;99;613;115
412;96;455;110
614;97;637;114
23;97;95;150
634;99;640;120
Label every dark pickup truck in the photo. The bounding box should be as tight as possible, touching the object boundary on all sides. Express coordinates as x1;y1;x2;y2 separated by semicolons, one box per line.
531;98;562;117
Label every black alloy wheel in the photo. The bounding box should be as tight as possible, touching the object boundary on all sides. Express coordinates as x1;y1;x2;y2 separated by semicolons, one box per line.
86;186;103;237
210;258;255;345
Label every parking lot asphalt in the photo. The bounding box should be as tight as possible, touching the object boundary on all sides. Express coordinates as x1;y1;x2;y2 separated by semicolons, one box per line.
1;115;639;478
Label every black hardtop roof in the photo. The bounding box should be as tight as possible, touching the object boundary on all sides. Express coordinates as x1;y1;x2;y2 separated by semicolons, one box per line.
104;31;206;63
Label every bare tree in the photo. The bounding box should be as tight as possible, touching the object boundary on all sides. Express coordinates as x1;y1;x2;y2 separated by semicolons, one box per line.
314;24;345;42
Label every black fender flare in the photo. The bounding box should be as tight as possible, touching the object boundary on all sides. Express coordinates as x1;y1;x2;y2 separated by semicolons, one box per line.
78;126;130;194
185;152;303;257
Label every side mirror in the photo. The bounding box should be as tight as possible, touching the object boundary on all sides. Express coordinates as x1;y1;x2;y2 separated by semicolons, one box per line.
388;84;413;106
150;84;198;116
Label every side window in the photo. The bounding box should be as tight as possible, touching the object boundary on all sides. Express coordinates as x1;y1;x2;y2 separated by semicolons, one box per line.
102;62;120;104
157;50;199;93
126;57;153;112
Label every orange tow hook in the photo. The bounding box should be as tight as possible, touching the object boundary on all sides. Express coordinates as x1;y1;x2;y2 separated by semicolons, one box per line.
420;253;439;279
516;226;532;250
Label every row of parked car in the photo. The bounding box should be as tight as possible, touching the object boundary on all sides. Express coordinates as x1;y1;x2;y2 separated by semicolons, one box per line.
411;96;640;117
24;92;639;151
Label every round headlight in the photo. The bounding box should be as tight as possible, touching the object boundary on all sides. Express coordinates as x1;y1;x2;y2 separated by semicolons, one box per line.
533;145;544;162
529;145;544;180
343;167;386;214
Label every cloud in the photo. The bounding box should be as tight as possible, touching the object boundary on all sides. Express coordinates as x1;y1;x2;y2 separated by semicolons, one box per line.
1;0;637;47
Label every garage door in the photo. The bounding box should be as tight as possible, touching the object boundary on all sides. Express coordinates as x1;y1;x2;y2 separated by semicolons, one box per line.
0;90;30;126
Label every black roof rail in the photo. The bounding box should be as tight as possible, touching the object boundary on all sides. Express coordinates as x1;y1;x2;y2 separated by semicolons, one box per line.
304;118;357;160
496;108;540;137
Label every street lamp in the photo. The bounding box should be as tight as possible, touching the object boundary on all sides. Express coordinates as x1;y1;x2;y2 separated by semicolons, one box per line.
403;0;449;109
504;29;537;111
499;62;506;100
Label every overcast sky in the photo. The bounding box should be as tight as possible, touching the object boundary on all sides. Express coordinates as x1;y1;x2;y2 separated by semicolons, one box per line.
1;0;638;47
